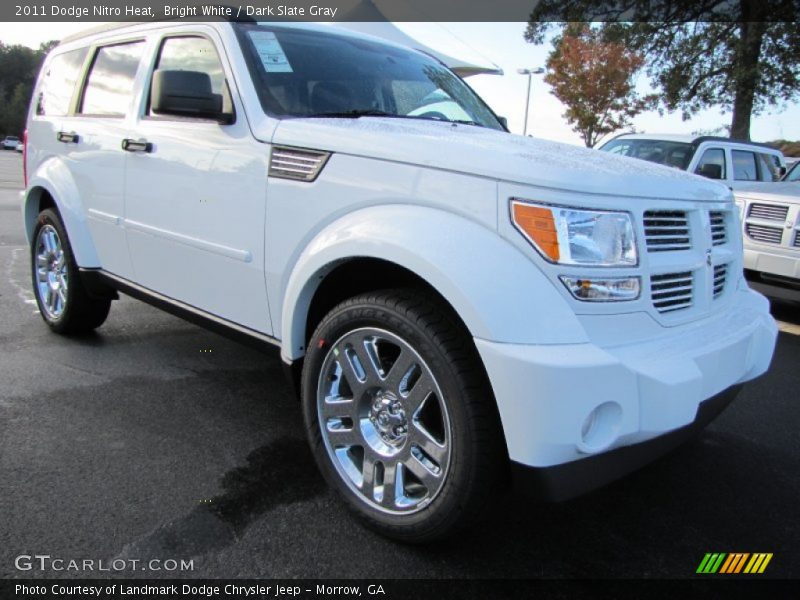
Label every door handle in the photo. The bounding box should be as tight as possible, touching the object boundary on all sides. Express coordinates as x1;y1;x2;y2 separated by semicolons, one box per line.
56;131;79;144
121;138;153;153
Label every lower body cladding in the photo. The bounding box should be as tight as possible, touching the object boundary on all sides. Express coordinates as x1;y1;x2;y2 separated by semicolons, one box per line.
476;287;778;502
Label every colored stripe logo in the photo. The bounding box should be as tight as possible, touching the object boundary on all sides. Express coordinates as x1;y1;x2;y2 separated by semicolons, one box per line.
697;553;773;574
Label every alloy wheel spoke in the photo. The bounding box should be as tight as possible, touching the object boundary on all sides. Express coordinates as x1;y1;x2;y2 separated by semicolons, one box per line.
404;371;435;415
404;449;442;491
411;424;448;467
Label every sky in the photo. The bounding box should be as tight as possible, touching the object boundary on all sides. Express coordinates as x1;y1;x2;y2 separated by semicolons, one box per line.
1;20;798;146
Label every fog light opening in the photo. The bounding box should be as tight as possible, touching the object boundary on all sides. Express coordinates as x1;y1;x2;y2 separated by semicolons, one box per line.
578;402;623;453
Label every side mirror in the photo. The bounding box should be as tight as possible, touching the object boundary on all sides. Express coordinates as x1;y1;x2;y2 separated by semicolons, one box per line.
696;163;723;180
151;70;232;123
497;116;508;130
778;165;787;177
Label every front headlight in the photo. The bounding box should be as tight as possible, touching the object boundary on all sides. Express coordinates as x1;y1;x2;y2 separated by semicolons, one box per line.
511;200;638;266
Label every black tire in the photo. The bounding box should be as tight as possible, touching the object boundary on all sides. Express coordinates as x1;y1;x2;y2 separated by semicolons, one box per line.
302;288;506;542
31;208;111;334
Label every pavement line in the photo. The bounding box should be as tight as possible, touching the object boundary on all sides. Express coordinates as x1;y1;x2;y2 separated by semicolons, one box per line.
5;245;39;311
776;321;800;336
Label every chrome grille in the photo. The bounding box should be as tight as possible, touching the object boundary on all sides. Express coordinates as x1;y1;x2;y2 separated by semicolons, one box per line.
643;210;690;252
269;146;330;182
745;223;783;245
651;271;693;313
713;264;727;299
709;211;727;246
795;232;800;248
748;203;789;221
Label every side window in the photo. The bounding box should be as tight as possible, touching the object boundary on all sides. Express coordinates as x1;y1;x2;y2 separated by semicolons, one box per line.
37;48;88;116
79;41;145;117
732;150;758;181
756;153;780;182
150;36;231;116
694;147;726;179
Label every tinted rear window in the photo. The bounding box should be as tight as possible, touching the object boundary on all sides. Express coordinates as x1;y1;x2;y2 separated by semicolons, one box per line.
37;48;88;116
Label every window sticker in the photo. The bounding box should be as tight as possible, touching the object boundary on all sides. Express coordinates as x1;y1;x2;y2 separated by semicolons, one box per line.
248;31;293;73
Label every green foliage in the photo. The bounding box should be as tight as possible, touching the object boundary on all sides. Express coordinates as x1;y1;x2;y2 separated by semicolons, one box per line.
0;41;57;137
525;1;800;140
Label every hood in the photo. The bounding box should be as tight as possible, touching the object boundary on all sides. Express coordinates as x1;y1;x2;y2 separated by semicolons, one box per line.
735;181;800;204
267;118;731;202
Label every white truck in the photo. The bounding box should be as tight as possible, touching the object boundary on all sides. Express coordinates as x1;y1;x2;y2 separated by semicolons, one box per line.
22;21;777;541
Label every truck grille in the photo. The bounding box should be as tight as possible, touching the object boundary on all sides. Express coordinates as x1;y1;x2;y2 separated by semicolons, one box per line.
651;271;693;313
713;264;727;298
643;211;690;252
748;203;789;221
795;232;800;248
745;223;783;245
709;211;727;246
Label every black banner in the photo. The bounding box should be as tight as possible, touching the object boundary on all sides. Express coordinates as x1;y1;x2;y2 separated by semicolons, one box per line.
1;579;797;600
3;0;800;23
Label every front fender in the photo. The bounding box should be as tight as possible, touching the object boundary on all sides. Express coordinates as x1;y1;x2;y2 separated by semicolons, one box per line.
24;157;100;267
280;204;588;361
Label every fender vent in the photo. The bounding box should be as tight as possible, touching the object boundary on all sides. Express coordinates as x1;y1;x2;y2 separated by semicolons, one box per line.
269;146;330;182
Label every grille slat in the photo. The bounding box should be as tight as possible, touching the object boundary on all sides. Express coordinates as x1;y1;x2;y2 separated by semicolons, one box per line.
651;271;693;313
644;210;690;252
713;264;728;299
709;211;727;246
748;203;789;221
745;224;783;244
269;146;330;181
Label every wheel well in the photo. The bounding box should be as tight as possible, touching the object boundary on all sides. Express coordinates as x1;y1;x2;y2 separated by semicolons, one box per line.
304;258;469;347
24;187;56;240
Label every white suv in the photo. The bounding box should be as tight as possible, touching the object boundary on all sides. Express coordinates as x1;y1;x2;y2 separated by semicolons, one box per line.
599;133;787;190
22;22;777;541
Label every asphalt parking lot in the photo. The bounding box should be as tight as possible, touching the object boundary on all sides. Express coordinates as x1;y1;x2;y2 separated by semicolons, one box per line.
0;149;798;580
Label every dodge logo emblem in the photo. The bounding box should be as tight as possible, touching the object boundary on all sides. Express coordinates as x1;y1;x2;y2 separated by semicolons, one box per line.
706;249;713;267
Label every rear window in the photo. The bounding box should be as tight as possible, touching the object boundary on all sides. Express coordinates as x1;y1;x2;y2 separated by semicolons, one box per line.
36;48;88;116
79;41;145;117
599;138;694;170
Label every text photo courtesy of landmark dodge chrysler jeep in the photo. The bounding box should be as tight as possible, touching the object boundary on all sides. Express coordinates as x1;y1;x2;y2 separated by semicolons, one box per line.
22;21;777;542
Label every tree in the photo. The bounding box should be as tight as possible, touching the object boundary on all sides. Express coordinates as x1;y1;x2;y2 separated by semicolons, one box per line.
0;40;56;136
543;25;655;147
525;1;800;141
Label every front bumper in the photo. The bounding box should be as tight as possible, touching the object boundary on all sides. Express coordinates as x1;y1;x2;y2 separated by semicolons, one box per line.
510;384;741;501
475;287;777;498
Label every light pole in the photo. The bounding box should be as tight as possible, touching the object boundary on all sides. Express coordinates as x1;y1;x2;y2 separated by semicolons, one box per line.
517;67;545;136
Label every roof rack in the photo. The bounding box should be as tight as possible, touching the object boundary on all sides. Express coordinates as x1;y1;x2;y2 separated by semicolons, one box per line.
58;9;255;45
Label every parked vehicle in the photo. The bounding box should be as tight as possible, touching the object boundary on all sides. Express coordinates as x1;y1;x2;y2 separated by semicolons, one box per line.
15;142;24;153
3;135;20;150
22;22;777;541
735;182;800;301
598;133;787;190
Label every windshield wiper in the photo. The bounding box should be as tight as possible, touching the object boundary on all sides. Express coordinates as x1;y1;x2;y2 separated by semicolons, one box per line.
305;109;399;119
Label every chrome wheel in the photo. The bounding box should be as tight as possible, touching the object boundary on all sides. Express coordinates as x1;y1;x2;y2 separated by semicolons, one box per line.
317;327;452;514
35;224;68;319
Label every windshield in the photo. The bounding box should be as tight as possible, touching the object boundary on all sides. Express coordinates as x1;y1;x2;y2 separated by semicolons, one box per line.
599;138;695;170
234;24;504;130
784;162;800;182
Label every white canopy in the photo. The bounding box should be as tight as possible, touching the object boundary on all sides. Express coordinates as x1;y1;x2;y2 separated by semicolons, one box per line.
335;1;503;77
